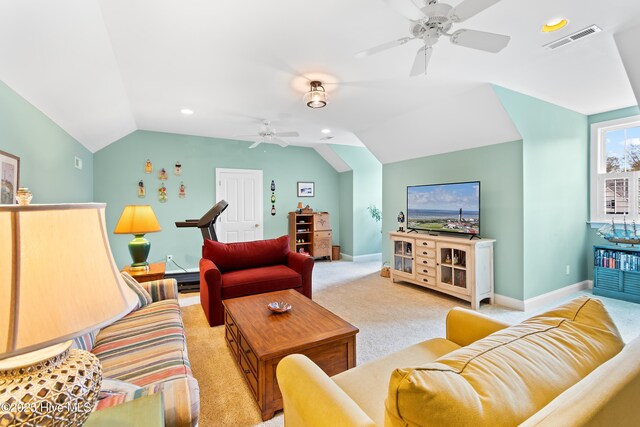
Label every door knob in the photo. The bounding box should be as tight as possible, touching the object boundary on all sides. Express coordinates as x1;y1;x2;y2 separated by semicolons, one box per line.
255;224;259;228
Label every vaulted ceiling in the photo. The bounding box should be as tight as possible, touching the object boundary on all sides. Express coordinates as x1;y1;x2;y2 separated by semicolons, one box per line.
1;0;639;163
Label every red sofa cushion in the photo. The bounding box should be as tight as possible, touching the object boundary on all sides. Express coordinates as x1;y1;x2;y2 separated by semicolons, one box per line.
221;265;301;299
203;235;290;273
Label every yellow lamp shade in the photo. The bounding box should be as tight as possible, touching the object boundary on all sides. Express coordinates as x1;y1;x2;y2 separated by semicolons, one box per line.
114;205;161;234
0;204;138;359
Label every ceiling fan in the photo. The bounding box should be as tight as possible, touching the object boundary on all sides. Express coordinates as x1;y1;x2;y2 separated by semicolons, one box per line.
357;0;511;76
235;120;300;149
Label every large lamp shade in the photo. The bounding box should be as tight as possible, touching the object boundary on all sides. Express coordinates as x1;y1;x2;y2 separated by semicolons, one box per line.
0;203;138;359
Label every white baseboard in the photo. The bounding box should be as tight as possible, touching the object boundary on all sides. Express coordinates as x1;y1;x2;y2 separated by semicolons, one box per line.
166;267;199;275
339;253;382;263
523;280;593;311
493;294;525;311
495;280;594;312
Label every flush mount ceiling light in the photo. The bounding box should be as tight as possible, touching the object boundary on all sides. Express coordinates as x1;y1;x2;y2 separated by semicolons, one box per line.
542;18;569;33
304;81;327;109
321;128;331;134
180;108;194;115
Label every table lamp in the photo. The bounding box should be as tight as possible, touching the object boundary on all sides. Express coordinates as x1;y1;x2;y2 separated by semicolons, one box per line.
297;202;303;214
0;203;139;425
113;205;161;270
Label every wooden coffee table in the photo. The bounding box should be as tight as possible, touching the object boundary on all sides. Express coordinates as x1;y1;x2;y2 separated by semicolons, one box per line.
223;289;358;421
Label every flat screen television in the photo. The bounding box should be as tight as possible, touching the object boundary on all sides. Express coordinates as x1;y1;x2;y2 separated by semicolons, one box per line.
407;181;480;235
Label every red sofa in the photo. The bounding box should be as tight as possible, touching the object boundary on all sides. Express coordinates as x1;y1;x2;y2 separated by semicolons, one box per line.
199;235;314;326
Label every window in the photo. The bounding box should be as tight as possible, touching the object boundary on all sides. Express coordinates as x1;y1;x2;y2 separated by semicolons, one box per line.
591;115;640;223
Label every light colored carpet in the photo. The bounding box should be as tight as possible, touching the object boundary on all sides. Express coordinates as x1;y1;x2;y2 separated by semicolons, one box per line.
181;260;640;427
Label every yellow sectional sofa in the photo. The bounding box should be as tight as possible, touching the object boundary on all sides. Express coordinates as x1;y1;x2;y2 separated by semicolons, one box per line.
277;296;640;426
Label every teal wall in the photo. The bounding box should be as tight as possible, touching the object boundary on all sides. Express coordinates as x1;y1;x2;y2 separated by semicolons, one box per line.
495;86;589;299
0;80;93;203
339;171;354;256
588;106;640;125
586;105;640;278
331;145;382;257
383;141;525;299
94;130;340;270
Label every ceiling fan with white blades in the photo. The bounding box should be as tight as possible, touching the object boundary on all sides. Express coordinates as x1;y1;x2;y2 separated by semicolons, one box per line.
357;0;511;76
235;120;300;149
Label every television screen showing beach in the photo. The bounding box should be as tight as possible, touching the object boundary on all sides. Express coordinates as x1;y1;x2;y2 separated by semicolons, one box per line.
407;182;480;235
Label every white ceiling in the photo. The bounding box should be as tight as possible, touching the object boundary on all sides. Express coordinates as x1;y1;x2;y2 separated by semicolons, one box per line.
1;0;639;163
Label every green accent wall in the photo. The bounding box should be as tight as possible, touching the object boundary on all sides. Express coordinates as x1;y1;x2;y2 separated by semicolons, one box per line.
0;80;93;203
586;105;640;278
495;86;589;299
94;130;340;270
331;145;382;257
382;141;524;299
339;171;354;256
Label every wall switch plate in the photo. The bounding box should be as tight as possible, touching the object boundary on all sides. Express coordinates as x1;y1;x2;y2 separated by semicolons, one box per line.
566;265;571;275
74;156;83;170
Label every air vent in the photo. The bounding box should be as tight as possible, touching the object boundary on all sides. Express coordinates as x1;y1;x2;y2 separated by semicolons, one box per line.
544;25;602;50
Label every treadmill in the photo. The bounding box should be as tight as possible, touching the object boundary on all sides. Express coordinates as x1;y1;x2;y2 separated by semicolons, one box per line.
175;200;229;241
172;200;229;292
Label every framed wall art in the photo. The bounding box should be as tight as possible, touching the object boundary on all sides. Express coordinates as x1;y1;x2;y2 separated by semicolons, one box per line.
297;181;315;197
0;150;20;205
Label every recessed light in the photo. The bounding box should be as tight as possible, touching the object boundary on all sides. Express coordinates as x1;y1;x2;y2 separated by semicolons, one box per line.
321;128;331;134
542;18;569;33
180;108;194;115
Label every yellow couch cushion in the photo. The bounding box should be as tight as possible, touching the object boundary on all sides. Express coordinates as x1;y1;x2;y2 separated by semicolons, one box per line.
385;296;624;427
333;338;461;426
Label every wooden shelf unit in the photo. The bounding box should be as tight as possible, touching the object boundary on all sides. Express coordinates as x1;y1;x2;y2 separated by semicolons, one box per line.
593;245;640;304
289;212;332;259
389;232;495;310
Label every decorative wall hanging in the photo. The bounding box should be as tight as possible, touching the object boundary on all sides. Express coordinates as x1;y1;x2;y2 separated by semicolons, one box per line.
179;182;186;198
271;180;276;191
297;181;315;197
144;159;153;174
174;162;182;176
271;193;276;203
158;168;168;180
158;184;167;203
0;150;20;204
137;180;146;198
271;205;276;216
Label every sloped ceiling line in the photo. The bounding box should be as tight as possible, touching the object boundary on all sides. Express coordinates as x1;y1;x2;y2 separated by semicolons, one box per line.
614;24;640;107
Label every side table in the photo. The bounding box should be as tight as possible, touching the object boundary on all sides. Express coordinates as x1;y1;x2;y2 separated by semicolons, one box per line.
84;394;164;427
121;261;166;283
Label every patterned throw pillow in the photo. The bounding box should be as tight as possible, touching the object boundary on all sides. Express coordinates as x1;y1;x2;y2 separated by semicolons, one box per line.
120;271;153;308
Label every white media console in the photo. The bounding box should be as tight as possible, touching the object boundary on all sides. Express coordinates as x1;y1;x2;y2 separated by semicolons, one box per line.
389;232;495;310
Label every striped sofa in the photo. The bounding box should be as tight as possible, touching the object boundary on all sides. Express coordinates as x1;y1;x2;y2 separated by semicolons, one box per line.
73;277;199;426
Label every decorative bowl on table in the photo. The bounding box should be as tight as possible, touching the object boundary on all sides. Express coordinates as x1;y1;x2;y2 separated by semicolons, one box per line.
267;301;292;313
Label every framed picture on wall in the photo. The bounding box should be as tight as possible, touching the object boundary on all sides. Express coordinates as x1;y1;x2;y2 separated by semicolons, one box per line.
297;181;315;197
0;150;19;205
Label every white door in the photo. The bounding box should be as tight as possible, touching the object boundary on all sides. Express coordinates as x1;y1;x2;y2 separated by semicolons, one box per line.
216;168;263;243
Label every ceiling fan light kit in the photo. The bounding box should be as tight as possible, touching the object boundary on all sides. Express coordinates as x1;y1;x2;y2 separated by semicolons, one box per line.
361;0;511;76
304;81;327;108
